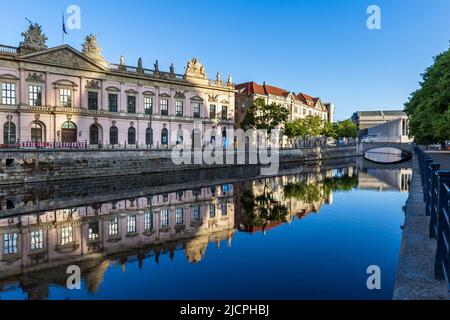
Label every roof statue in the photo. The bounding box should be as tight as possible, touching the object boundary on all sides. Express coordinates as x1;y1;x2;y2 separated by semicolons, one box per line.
81;34;106;66
227;74;232;85
185;58;207;79
20;21;48;51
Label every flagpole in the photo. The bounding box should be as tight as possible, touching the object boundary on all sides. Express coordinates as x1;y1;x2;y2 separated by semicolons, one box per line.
62;14;65;44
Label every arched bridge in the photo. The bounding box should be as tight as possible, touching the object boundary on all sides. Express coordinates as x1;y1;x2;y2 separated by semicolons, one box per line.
357;141;414;156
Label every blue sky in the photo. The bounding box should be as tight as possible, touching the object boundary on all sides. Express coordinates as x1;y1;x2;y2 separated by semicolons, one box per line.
0;0;449;120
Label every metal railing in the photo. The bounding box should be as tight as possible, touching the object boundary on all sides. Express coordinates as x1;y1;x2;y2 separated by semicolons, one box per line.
416;146;450;289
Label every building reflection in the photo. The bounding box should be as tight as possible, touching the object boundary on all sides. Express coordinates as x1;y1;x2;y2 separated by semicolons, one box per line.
0;184;234;299
0;162;412;299
234;167;356;234
357;168;412;192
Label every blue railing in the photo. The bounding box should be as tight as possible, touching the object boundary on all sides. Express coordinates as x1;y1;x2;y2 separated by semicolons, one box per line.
416;146;450;289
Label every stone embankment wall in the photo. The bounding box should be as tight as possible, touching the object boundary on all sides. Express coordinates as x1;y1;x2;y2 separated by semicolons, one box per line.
0;146;356;185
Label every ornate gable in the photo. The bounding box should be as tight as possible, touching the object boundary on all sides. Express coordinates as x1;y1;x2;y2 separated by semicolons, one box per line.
18;46;107;71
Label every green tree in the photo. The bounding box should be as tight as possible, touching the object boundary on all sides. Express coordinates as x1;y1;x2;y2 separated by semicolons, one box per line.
336;119;357;138
404;46;450;146
241;97;289;133
321;120;337;139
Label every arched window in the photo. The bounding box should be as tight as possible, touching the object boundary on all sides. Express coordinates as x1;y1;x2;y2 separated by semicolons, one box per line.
61;121;77;143
31;122;44;143
110;126;118;145
89;124;100;145
128;127;136;145
3;121;16;145
161;128;168;145
146;127;153;146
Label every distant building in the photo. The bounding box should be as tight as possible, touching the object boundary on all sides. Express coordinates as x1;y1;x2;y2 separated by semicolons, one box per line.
235;81;334;128
351;110;412;142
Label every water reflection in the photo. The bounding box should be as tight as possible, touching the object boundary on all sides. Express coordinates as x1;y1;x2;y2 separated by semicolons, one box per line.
365;147;411;164
0;159;411;300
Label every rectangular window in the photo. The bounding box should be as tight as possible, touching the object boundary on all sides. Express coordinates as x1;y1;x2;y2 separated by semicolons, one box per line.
108;94;118;112
28;85;42;106
60;225;73;246
209;204;216;218
192;206;201;221
209;104;216;119
175;100;183;117
59;89;72;107
144;210;153;231
109;217;119;236
160;99;169;116
144;97;153;115
193;102;201;118
221;105;228;120
88;222;99;241
221;202;228;216
127;215;137;233
30;230;43;250
175;208;184;224
2;83;16;105
88;92;98;110
127;96;136;113
160;209;169;227
3;233;18;254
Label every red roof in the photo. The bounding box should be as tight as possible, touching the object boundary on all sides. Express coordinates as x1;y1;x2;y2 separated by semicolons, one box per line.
236;82;321;106
235;81;288;97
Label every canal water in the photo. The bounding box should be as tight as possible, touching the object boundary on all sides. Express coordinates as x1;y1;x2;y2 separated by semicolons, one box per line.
0;158;411;300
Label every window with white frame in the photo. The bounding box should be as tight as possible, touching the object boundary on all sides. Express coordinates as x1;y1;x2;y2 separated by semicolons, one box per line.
160;209;169;227
2;83;16;105
175;100;183;117
221;105;228;119
88;91;98;110
60;225;73;246
29;85;42;106
108;94;118;112
127;96;136;113
160;99;169;116
127;215;137;233
192;206;201;221
3;233;18;254
221;202;228;216
193;102;201;118
109;217;119;236
144;210;153;231
209;204;216;218
59;88;72;107
144;97;153;115
30;230;43;250
209;104;216;119
175;208;184;224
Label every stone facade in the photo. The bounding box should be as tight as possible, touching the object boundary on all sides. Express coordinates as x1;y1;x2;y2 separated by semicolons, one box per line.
0;146;357;185
0;25;235;148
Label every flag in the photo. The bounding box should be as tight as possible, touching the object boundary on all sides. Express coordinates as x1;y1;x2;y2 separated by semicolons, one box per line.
62;15;68;35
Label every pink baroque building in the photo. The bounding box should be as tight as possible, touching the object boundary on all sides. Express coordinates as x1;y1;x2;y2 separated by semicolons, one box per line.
0;23;235;148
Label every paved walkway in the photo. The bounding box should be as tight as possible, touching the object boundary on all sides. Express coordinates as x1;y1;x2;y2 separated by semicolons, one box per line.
426;151;450;170
393;153;449;300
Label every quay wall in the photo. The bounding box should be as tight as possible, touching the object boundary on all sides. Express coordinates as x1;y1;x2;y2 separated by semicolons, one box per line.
0;146;356;185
